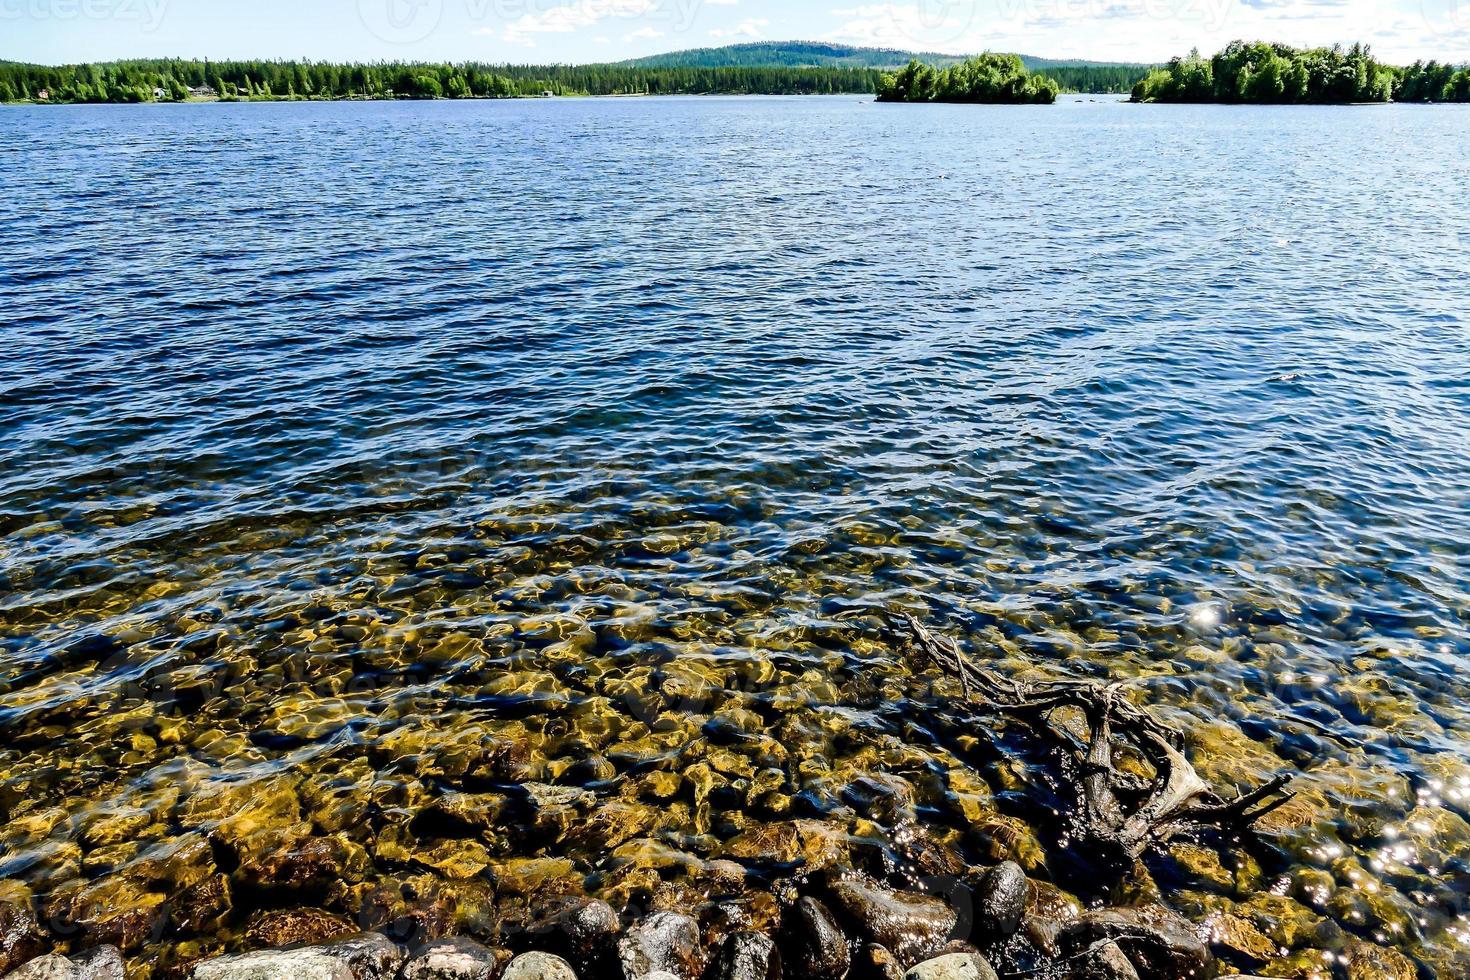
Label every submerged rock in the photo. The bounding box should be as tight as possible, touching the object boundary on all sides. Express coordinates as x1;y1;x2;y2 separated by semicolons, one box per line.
44;877;166;953
402;937;506;980
904;952;998;980
500;951;577;980
782;897;850;980
243;908;356;949
705;931;781;980
616;911;701;979
828;879;957;967
1339;939;1416;980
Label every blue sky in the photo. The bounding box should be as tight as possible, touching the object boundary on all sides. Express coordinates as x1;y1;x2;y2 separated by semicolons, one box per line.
5;0;1468;65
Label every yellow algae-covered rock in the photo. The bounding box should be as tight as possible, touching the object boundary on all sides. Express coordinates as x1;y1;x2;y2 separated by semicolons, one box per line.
1166;842;1235;891
1337;675;1443;741
233;830;369;896
1236;892;1325;950
1385;805;1470;869
944;768;995;824
410;790;508;836
1339;938;1417;980
46;875;167;951
3;807;69;846
1187;720;1289;791
564;800;657;851
637;770;683;800
969;814;1047;873
1257;948;1335;979
178;773;301;834
79;806;155;851
720;820;848;870
373;723;530;783
414;839;493;880
491;857;579;897
1205;911;1281;965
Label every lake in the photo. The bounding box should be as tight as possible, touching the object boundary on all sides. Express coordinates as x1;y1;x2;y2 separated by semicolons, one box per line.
2;94;1469;976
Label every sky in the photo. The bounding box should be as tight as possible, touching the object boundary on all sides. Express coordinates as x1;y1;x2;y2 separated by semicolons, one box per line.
4;0;1468;66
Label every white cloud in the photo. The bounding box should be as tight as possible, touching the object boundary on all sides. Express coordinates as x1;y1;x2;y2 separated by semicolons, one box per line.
825;2;979;52
502;0;659;46
624;26;667;39
709;16;770;37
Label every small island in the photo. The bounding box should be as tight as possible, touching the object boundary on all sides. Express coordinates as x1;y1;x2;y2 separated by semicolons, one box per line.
1133;40;1470;104
874;54;1060;105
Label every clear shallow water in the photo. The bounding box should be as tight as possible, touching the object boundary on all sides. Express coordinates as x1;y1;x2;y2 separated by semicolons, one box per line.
1;94;1469;975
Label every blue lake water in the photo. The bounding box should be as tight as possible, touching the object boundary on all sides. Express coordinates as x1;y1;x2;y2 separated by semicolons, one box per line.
2;94;1469;974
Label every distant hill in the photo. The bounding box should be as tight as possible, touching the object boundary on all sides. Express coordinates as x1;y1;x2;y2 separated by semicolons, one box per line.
618;41;1149;74
618;41;966;70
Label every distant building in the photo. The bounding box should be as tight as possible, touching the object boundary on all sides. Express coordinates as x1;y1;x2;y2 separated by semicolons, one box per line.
153;87;168;100
188;85;217;98
542;90;554;98
36;89;49;101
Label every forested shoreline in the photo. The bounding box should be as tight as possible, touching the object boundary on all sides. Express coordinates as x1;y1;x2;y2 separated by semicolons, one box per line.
0;60;884;102
0;57;1145;104
1133;41;1470;103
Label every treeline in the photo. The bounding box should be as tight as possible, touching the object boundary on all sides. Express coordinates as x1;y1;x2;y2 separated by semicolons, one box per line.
0;58;885;103
1396;60;1470;101
875;55;1060;105
1045;63;1150;94
0;56;1149;104
1132;41;1470;103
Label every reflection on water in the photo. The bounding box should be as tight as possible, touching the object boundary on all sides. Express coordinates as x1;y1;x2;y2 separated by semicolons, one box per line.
1;95;1468;976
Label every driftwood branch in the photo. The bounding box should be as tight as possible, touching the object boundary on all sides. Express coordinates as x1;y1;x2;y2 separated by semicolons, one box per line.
893;612;1293;872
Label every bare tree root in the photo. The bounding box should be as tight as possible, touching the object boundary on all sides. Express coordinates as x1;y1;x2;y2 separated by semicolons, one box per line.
893;612;1294;872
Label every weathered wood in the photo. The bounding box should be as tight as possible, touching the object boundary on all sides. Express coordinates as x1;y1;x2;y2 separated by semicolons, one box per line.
893;612;1293;872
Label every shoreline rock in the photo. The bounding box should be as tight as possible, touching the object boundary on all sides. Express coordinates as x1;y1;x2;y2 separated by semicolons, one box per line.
0;875;1422;980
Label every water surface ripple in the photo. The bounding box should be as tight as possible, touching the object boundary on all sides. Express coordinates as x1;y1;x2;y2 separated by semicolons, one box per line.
1;95;1469;975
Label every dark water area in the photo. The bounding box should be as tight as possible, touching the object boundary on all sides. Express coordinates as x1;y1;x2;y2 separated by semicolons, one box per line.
1;94;1469;976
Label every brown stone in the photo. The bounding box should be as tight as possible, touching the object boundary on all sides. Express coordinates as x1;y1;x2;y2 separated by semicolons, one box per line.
244;908;357;949
0;897;47;974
